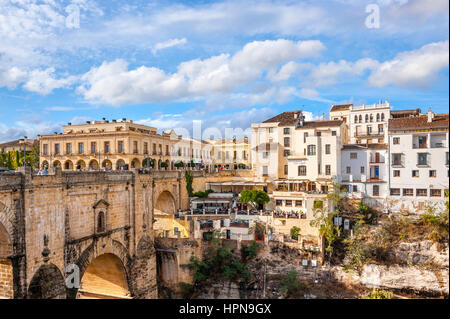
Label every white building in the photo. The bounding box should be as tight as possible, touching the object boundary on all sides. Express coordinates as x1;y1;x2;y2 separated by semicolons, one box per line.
340;143;389;202
388;110;449;212
330;101;390;144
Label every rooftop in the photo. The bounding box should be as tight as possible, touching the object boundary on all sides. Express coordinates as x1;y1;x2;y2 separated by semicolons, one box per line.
389;113;449;131
262;110;342;128
330;104;352;112
342;143;388;150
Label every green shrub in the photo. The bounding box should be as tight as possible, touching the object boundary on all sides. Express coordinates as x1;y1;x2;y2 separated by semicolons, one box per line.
278;269;308;298
290;226;301;240
360;288;394;299
179;282;194;298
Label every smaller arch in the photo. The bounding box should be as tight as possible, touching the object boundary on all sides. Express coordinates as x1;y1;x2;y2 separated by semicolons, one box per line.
52;160;61;168
157;159;162;170
28;263;66;299
102;159;112;170
116;159;126;170
358;115;362;123
376;113;380;122
76;160;86;170
381;113;385;121
64;160;73;170
354;115;358;123
142;157;154;169
365;114;369;123
41;160;49;169
89;159;99;170
131;158;140;169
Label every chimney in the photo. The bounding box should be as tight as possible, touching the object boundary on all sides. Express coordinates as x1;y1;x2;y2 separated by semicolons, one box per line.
68;122;72;126
427;109;434;123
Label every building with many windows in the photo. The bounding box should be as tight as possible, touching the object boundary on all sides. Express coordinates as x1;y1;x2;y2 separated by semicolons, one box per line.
206;137;251;169
38;119;213;171
387;110;449;212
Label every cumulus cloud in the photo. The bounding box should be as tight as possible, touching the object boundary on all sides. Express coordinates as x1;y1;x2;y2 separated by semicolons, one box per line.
368;40;449;88
0;67;28;89
77;39;325;105
23;68;78;95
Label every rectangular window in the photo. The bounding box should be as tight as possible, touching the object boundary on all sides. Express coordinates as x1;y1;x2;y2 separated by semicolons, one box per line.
262;166;268;176
325;144;331;154
412;170;419;177
285;200;292;206
133;141;138;153
307;145;316;156
416;189;427;197
332;130;337;136
446;152;449;165
316;132;321;137
431;189;442;197
66;143;71;154
418;153;428;166
144;142;148;154
284;165;288;175
325;165;331;175
393;137;400;144
303;132;308;143
118;141;123;153
298;165;307;176
104;141;110;153
283;128;290;134
429;170;436;177
91;142;96;154
284;149;290;157
276;200;282;206
284;137;290;147
346;166;351;174
392;153;402;166
43;144;48;155
360;166;365;174
295;200;302;207
54;143;60;154
350;152;357;159
269;128;274;133
390;188;401;196
393;170;400;177
352;185;358;192
78;142;84;154
403;189;413;196
373;185;379;196
153;143;156;155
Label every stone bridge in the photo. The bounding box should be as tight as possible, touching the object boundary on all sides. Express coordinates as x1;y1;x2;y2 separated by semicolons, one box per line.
0;168;189;299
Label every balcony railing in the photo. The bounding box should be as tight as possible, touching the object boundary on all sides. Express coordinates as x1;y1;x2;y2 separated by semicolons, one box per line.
354;131;384;138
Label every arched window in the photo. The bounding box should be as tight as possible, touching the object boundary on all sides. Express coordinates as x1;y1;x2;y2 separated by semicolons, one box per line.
359;115;362;123
370;114;373;122
354;115;358;123
381;113;385;121
376;113;380;122
365;114;369;123
97;211;105;233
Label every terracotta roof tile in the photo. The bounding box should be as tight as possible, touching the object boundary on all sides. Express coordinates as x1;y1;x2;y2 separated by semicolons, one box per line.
389;114;449;131
262;110;303;126
330;104;352;112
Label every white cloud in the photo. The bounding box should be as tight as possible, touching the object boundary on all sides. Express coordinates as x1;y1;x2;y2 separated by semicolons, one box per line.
152;38;187;55
0;67;28;89
23;68;77;95
78;39;325;106
307;58;379;87
368;40;449;88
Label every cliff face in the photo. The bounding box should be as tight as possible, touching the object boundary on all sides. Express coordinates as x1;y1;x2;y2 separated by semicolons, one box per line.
335;240;449;297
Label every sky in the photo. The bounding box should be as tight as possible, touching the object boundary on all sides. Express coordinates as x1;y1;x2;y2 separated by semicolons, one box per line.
0;0;449;142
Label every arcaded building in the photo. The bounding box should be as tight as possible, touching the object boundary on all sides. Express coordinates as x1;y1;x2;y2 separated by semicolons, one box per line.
38;119;213;171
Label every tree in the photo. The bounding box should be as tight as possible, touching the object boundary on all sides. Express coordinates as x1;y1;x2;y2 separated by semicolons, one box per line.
239;189;270;209
185;171;193;197
290;226;301;240
175;161;185;168
27;142;40;169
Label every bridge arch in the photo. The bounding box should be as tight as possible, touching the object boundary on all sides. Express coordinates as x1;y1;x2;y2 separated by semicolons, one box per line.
64;160;73;170
76;160;86;170
155;190;176;214
27;263;66;299
88;159;99;170
0;221;13;298
68;238;131;299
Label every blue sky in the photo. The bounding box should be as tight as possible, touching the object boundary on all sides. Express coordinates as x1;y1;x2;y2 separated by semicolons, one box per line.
0;0;448;142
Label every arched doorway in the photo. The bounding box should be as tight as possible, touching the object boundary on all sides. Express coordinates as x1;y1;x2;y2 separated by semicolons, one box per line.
116;159;126;170
28;263;66;299
89;159;99;170
102;159;112;170
77;254;130;299
131;158;140;169
41;160;49;169
0;222;13;298
142;157;154;169
76;160;86;170
157;159;162;170
155;191;176;214
64;160;73;170
53;160;61;168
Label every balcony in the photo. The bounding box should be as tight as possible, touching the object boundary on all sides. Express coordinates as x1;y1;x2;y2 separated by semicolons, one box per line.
354;131;384;138
412;144;427;149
